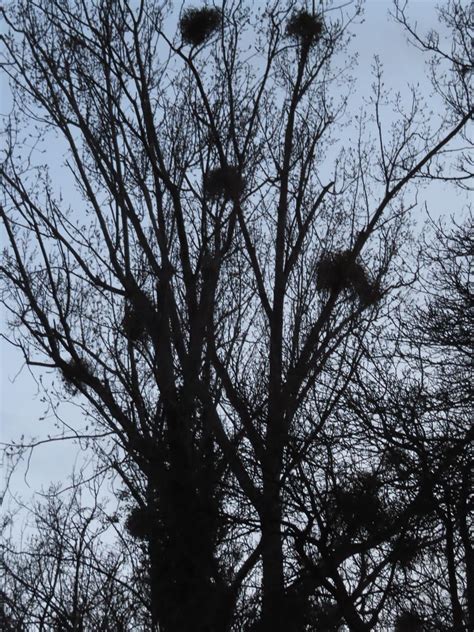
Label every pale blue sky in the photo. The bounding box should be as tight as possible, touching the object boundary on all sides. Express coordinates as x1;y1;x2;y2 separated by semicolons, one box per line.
1;1;470;509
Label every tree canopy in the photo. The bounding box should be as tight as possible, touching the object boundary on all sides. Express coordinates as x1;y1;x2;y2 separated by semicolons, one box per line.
1;1;472;630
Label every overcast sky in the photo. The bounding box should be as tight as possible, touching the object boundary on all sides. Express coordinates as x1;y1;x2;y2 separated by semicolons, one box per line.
1;0;470;513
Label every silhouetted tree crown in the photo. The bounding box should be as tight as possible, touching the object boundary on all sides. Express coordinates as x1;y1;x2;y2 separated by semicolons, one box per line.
0;0;472;630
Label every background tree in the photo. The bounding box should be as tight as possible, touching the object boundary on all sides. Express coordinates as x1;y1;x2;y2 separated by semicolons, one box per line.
1;479;150;630
1;1;471;630
399;216;472;631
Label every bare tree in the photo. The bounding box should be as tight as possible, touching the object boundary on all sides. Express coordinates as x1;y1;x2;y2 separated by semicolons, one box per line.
1;1;471;629
1;480;149;630
399;216;473;632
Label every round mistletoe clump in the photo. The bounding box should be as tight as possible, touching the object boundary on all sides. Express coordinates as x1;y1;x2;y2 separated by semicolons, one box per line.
286;10;323;48
203;165;244;201
180;6;222;46
122;305;147;342
395;610;426;632
316;250;381;305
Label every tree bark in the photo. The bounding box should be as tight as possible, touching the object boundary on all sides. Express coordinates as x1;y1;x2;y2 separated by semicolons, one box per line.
444;510;465;631
260;476;285;631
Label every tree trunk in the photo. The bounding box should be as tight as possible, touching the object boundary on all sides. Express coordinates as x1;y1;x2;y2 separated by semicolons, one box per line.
444;510;465;631
260;469;286;631
147;416;233;632
459;467;473;631
148;491;232;632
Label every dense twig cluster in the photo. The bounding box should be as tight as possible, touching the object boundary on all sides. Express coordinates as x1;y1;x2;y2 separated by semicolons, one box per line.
286;10;323;48
64;35;83;51
61;358;93;395
334;472;387;534
203;165;244;201
180;6;222;46
316;251;381;305
392;535;421;568
395;610;426;631
125;505;154;540
122;304;147;342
